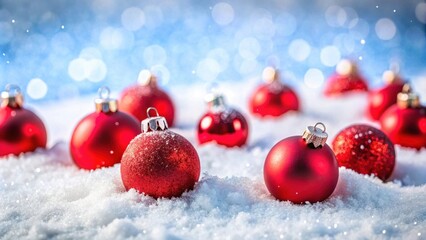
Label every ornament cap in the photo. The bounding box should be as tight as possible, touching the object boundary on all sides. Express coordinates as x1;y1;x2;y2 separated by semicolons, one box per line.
397;84;420;108
262;67;281;84
138;70;158;88
1;84;24;108
142;107;169;133
336;59;358;76
95;87;118;113
382;70;403;85
302;122;328;148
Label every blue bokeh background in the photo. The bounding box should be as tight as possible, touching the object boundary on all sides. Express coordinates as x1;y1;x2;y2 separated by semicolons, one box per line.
0;0;425;102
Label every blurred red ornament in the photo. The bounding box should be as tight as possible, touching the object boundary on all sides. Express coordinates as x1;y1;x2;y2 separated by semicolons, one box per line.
121;107;200;198
380;84;426;150
324;59;369;96
120;71;175;126
367;70;405;120
249;67;299;118
264;123;338;203
70;87;140;170
332;124;395;181
197;91;249;147
0;85;47;157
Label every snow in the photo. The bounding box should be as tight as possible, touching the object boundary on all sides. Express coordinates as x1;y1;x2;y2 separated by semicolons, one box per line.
1;83;425;239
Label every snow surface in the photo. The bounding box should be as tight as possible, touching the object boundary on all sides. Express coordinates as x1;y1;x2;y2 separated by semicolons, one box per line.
1;83;426;239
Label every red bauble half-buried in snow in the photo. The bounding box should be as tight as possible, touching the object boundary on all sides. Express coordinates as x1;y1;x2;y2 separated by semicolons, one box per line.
380;84;426;150
197;90;249;147
264;122;339;203
0;84;47;157
70;87;140;170
121;107;201;198
324;59;369;96
367;70;405;121
120;71;175;126
249;67;299;118
332;124;395;181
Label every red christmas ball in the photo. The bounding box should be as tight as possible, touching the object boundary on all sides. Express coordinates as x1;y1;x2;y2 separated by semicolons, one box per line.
121;108;200;198
197;93;249;147
70;87;140;170
367;71;405;120
0;85;47;157
264;123;338;203
324;59;368;96
379;85;426;150
249;67;299;117
120;72;175;126
332;124;395;181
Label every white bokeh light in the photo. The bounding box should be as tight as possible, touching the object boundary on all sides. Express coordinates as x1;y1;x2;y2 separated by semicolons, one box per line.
325;6;347;27
143;45;167;66
239;37;261;60
196;58;221;82
253;18;276;39
415;3;426;24
100;27;134;49
304;68;324;88
288;39;311;62
320;46;341;67
86;59;107;82
26;78;48;99
212;2;234;26
207;48;230;72
150;65;171;86
375;18;397;40
121;7;145;31
68;58;87;81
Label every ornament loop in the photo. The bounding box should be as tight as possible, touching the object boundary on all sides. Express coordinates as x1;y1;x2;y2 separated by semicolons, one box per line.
314;122;326;133
147;107;159;118
95;86;118;113
98;86;111;100
302;122;328;148
5;84;22;95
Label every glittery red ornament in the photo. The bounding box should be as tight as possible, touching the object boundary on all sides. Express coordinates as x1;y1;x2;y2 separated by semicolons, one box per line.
120;71;175;126
324;59;368;96
0;85;47;157
332;124;395;181
264;123;338;203
121;107;200;198
367;70;405;120
249;67;299;118
70;87;140;170
197;91;249;147
380;84;426;150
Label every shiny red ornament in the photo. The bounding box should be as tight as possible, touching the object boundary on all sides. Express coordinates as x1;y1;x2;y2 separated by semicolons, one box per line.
332;124;395;181
0;85;47;157
121;107;200;198
264;123;338;203
324;59;369;96
70;87;140;170
380;84;426;150
249;67;299;117
367;70;405;120
120;71;175;126
197;92;249;147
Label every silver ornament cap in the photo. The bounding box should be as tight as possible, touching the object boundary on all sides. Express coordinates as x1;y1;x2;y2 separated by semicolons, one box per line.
1;84;24;108
302;122;328;148
95;86;118;113
142;107;169;133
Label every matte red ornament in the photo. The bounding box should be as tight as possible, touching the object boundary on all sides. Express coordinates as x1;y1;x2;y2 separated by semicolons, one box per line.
264;123;338;203
0;85;47;157
70;87;140;170
367;70;405;120
324;59;369;96
121;107;200;198
120;71;175;126
332;124;395;181
249;67;299;117
380;84;426;150
197;91;249;147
